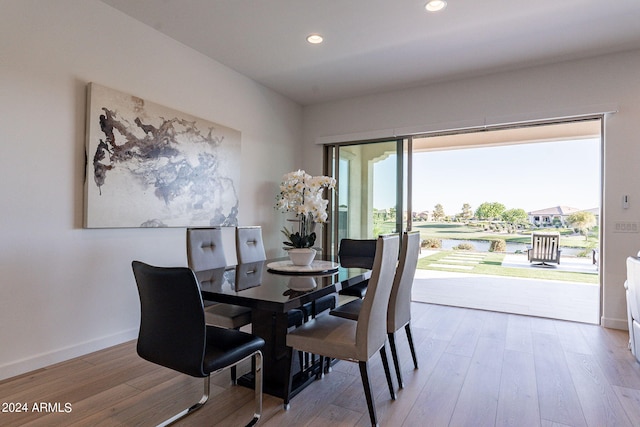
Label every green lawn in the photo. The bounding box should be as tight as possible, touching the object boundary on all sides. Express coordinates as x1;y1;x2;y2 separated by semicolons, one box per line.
417;250;599;284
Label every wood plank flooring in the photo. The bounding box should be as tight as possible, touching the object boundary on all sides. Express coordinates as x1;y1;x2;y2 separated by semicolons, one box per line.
1;302;639;427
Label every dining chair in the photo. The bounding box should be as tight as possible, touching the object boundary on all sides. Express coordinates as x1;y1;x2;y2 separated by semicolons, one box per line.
337;238;377;298
188;227;253;385
187;227;252;330
235;225;336;319
131;261;265;427
234;226;307;356
236;226;267;264
331;231;421;388
285;234;400;427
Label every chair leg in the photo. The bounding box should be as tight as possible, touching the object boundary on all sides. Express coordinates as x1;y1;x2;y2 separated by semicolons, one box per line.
247;350;263;427
283;346;295;410
317;356;325;379
231;326;241;384
388;332;404;389
359;361;379;427
405;324;418;369
156;375;210;427
379;344;396;400
231;365;237;384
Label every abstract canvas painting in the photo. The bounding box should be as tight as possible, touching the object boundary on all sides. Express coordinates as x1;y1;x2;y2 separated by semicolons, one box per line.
84;83;240;228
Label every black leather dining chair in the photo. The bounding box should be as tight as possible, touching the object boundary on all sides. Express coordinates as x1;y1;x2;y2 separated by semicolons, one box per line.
338;238;377;298
132;261;265;427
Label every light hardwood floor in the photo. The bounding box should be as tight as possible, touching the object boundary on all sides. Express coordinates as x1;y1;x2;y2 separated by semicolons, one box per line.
2;302;640;427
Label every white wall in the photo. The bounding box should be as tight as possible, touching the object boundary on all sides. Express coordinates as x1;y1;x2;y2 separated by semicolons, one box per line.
302;49;640;331
0;0;302;380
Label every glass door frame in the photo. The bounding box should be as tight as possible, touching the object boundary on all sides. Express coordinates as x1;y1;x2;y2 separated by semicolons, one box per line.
322;137;413;258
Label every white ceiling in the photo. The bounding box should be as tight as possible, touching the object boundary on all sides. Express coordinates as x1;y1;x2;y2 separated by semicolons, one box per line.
100;0;640;106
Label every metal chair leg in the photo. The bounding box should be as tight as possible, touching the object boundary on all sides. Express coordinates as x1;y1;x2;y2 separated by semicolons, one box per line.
156;375;210;427
247;350;263;427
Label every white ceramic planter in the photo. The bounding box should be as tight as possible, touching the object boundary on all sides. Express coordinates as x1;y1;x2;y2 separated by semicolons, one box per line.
288;248;317;266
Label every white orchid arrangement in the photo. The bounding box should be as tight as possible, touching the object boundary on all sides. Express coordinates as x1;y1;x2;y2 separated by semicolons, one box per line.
275;170;336;248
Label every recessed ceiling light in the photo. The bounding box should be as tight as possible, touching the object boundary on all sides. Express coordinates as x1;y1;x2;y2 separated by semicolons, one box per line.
307;34;324;44
425;0;447;12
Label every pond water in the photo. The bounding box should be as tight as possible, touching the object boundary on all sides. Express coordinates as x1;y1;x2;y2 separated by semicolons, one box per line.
440;239;583;257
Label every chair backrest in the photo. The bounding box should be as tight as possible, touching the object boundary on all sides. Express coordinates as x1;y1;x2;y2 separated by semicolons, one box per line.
236;226;266;264
132;261;207;378
187;227;227;270
194;267;227;292
235;261;265;290
338;238;377;269
355;234;400;360
531;232;560;261
627;257;640;322
387;231;421;333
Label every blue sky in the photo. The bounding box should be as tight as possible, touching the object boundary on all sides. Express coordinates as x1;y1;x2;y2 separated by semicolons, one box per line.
374;138;600;215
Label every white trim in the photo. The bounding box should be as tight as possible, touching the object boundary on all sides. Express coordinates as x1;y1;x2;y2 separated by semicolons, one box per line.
601;315;628;330
315;129;395;145
394;118;485;137
314;103;618;145
0;328;138;381
484;103;618;127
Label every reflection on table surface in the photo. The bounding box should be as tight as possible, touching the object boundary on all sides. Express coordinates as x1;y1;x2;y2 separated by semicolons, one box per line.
196;257;370;312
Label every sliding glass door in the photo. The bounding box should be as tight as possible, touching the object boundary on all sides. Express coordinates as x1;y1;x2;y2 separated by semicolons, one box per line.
324;139;410;256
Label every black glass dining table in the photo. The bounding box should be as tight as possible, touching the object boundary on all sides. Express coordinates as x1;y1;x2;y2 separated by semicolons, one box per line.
196;257;370;400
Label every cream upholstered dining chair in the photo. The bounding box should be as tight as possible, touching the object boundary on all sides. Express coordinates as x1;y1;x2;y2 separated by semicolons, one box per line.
235;225;336;320
285;234;400;427
235;226;306;352
187;228;252;330
384;231;420;387
236;226;267;264
330;231;421;389
187;227;253;385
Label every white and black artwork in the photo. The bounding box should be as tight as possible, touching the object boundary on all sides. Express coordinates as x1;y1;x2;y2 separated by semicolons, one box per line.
84;83;240;228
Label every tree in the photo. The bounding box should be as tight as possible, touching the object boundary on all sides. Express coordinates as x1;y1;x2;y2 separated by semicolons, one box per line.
433;204;446;221
501;208;528;225
475;202;506;220
460;203;473;221
566;211;597;240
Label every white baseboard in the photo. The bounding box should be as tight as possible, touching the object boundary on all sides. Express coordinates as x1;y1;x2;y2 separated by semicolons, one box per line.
601;316;628;330
0;328;138;381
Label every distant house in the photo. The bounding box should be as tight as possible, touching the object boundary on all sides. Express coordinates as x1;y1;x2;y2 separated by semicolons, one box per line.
527;206;599;227
415;210;432;221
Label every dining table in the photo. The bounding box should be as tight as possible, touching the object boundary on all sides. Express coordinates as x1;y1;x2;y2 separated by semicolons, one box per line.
196;256;371;400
